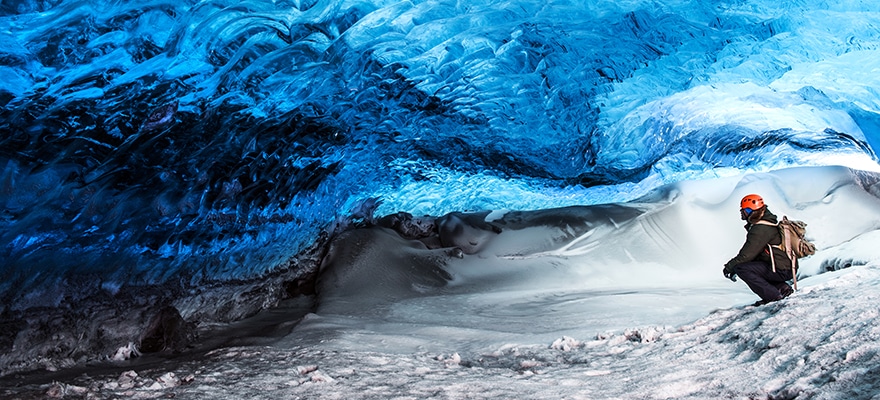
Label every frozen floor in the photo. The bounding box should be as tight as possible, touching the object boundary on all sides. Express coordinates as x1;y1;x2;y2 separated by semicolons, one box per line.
4;265;879;399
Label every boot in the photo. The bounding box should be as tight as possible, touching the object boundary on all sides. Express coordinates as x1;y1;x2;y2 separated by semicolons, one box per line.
778;284;794;299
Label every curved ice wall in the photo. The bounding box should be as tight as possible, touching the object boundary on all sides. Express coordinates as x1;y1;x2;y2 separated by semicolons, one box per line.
1;0;879;310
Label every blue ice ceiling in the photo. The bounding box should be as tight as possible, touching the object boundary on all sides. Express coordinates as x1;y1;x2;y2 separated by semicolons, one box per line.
1;0;879;310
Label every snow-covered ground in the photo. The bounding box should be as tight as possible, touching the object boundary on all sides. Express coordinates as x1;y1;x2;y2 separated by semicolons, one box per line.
3;166;880;399
12;264;880;399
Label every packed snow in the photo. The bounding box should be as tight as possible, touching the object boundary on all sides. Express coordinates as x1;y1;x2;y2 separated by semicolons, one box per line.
9;263;880;399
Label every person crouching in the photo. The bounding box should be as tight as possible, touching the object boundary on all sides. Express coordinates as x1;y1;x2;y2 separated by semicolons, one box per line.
723;194;794;306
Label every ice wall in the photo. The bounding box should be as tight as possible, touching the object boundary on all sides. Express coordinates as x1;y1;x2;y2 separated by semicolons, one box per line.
1;0;880;311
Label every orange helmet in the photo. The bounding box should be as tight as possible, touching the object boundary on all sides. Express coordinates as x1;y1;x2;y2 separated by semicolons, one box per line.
740;194;764;210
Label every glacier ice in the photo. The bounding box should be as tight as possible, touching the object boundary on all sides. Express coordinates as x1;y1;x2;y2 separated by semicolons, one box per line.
0;0;879;357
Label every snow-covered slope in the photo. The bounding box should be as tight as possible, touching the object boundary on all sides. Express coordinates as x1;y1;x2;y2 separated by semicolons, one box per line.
9;261;879;399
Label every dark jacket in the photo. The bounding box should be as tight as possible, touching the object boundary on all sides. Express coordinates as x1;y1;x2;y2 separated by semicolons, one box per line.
724;208;794;272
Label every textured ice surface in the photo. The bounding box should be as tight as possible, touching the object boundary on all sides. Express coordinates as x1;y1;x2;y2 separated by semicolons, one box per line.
3;0;880;389
3;0;880;312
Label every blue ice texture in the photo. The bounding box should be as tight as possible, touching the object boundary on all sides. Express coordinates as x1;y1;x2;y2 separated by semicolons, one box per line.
1;0;880;310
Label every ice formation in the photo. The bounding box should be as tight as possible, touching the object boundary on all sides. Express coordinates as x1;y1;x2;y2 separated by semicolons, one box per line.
1;0;880;396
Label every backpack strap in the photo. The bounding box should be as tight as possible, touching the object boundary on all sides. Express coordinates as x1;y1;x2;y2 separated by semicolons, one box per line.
754;220;798;290
766;244;777;273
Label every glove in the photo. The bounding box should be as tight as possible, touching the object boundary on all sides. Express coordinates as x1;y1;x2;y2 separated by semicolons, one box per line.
723;268;737;282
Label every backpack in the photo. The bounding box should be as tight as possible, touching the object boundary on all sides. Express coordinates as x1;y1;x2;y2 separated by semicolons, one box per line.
777;216;817;259
756;216;816;290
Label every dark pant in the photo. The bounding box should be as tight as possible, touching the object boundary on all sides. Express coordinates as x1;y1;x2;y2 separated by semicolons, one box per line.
733;261;793;302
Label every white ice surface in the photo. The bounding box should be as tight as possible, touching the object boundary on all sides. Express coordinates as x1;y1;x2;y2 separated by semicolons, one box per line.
51;264;880;399
18;166;880;399
288;166;880;355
